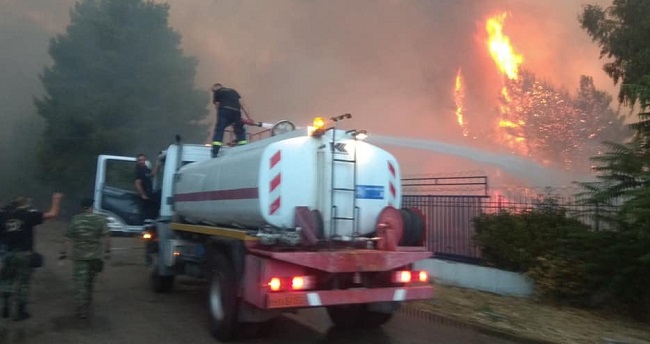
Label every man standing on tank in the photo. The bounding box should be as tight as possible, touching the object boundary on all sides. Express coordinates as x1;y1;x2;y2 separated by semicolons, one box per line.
211;83;251;158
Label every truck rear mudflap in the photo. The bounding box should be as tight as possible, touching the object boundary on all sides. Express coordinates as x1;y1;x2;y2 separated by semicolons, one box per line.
265;285;434;309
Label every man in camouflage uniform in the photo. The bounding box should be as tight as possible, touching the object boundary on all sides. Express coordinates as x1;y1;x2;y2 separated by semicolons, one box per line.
60;197;110;319
0;193;63;320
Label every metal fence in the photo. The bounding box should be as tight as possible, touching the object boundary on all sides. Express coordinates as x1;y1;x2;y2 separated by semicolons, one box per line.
401;177;619;264
402;195;486;264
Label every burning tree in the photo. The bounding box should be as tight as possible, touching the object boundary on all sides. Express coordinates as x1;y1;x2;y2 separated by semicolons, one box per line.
458;13;629;173
495;71;628;171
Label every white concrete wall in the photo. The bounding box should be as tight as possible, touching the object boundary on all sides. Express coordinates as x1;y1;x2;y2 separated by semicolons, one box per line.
414;258;534;298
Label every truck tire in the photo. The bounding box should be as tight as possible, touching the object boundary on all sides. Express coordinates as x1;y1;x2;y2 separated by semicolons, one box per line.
148;253;174;293
207;252;239;341
327;303;395;329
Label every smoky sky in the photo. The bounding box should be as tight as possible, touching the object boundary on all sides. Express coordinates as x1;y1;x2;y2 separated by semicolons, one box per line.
0;0;615;187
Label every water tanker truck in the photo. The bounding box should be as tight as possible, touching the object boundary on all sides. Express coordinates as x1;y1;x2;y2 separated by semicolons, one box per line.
92;115;434;341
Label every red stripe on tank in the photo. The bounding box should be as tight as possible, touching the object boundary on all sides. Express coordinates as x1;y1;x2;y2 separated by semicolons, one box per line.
270;151;281;169
175;188;259;202
270;174;282;192
269;197;281;215
387;161;395;177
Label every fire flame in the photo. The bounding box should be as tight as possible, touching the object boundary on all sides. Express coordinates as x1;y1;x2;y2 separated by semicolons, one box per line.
487;12;527;154
448;11;610;172
454;68;469;137
486;13;523;80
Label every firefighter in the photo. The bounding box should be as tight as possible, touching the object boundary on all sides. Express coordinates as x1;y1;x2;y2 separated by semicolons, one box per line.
210;83;251;158
0;193;63;320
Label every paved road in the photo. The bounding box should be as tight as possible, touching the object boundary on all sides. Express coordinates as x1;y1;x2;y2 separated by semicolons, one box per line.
0;221;522;344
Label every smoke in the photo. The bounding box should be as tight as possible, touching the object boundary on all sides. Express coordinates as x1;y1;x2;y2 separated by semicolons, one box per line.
0;0;615;194
164;0;614;131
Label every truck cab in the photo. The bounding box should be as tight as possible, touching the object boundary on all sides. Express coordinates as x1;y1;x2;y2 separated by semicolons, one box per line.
93;144;211;234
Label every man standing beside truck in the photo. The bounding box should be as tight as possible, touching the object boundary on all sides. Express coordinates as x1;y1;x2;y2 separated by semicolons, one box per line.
134;153;160;222
0;192;63;321
60;197;110;319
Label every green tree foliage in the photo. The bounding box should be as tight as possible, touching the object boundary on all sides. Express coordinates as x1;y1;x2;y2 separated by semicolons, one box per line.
474;205;592;273
34;0;208;194
473;204;647;312
579;0;650;315
575;136;650;317
625;76;650;143
579;0;650;107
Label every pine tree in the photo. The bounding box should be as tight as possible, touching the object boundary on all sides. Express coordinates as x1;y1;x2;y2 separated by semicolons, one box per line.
34;0;208;194
576;0;650;317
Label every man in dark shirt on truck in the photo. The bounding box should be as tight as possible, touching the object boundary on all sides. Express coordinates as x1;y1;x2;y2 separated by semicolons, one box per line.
211;83;251;158
134;154;160;222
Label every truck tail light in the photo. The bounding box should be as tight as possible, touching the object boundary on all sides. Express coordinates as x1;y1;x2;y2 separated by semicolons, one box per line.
394;271;412;283
291;276;315;291
393;270;429;284
268;278;282;291
267;275;315;292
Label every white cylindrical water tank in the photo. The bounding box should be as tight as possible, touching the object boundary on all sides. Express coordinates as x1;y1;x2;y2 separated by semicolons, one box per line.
173;129;401;237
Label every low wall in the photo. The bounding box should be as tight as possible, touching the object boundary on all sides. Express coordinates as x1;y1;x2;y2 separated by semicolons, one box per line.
414;258;534;298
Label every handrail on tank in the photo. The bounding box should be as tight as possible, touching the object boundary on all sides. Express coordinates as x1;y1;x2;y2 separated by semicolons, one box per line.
247;128;274;142
222;127;273;145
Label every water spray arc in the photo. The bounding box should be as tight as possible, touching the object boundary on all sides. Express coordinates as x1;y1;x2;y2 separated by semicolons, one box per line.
367;134;588;187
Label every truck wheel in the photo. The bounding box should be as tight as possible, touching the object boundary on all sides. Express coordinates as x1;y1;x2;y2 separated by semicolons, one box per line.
148;253;174;293
207;253;239;341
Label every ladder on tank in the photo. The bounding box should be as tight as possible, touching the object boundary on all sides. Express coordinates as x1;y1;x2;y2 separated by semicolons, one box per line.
328;114;360;238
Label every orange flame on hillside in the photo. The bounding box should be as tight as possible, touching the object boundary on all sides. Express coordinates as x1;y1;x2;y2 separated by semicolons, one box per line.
486;13;523;81
486;13;527;154
454;68;469;137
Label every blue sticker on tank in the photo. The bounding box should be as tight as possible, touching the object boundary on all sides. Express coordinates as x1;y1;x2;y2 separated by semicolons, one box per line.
356;185;384;199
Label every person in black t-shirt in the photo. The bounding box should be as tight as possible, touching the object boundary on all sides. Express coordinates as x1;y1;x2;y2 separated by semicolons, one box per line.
211;83;251;158
0;192;63;320
134;154;160;222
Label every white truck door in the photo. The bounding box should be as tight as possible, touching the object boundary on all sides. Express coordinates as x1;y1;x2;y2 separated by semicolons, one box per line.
94;155;145;233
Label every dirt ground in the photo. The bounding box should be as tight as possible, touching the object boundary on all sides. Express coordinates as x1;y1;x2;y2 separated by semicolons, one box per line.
1;221;522;344
5;221;648;344
415;284;650;344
